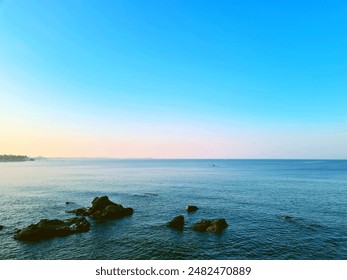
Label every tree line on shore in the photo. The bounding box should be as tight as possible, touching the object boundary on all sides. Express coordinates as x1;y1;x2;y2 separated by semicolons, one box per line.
0;154;34;162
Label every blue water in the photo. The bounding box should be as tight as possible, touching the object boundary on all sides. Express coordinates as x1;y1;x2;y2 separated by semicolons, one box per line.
0;159;346;259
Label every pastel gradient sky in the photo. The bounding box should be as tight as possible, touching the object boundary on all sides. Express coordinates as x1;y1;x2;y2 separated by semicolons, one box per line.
1;0;346;158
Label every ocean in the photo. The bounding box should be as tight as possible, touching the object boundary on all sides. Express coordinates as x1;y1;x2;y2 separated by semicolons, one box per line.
0;159;346;260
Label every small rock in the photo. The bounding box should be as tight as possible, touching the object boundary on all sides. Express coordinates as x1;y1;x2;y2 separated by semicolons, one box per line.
65;202;75;205
0;225;4;230
168;215;184;230
186;205;198;212
193;218;228;233
207;219;228;232
14;217;90;241
282;215;293;219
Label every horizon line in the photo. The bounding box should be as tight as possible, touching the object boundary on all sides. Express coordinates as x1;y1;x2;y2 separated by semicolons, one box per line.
30;157;347;160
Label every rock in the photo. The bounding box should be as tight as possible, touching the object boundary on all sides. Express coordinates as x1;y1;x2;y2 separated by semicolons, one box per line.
186;205;198;212
193;219;228;233
0;225;4;230
14;217;90;241
69;196;133;220
207;219;228;232
282;215;293;219
91;196;114;212
65;202;75;205
193;219;210;232
168;215;184;230
68;207;91;216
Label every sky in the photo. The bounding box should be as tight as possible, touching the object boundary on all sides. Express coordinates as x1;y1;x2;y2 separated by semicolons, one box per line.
0;0;346;158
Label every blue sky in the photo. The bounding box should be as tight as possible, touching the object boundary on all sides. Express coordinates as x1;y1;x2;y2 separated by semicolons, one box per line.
1;0;346;158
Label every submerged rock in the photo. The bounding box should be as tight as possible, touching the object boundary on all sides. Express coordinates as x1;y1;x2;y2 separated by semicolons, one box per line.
282;215;293;219
186;205;198;212
168;215;184;230
193;219;228;233
0;225;4;230
14;217;90;241
69;196;133;220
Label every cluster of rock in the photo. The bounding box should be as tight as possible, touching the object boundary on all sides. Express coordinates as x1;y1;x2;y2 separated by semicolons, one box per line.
14;217;90;241
12;198;232;242
14;196;133;242
12;204;292;242
168;205;228;233
68;196;133;220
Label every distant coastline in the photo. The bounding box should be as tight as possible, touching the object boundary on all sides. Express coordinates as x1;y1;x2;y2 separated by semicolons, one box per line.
0;154;35;162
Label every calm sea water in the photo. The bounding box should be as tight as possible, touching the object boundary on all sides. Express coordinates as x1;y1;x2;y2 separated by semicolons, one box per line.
0;159;346;260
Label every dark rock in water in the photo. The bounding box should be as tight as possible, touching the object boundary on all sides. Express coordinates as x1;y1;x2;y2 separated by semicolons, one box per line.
168;215;184;230
186;205;198;212
207;219;228;232
0;225;4;230
282;215;293;219
193;219;210;232
69;196;133;220
65;202;75;205
193;219;228;233
14;217;90;241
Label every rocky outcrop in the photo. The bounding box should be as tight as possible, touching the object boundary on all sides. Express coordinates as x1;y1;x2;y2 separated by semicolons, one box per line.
193;219;228;233
168;215;184;230
68;196;133;220
186;205;198;212
14;217;90;241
